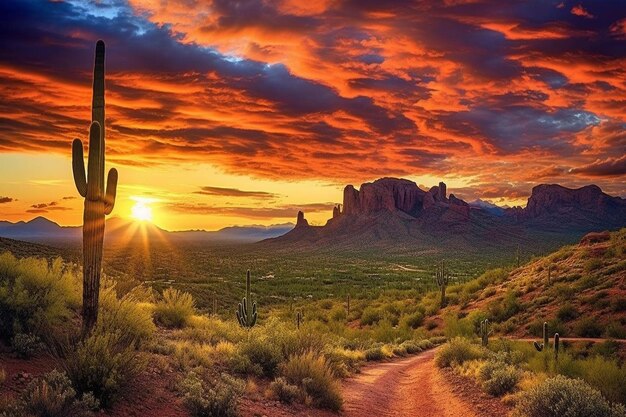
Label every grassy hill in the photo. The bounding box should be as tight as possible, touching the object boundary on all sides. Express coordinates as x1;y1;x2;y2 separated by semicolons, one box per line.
430;228;626;339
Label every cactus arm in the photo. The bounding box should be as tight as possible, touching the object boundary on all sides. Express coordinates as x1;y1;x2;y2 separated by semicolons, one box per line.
86;122;102;200
534;341;544;352
103;168;118;215
72;139;87;197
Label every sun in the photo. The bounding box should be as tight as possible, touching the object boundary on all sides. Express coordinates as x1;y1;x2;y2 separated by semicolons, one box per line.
131;200;153;222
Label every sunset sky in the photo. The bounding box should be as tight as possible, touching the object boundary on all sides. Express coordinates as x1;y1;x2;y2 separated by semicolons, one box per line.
0;0;625;231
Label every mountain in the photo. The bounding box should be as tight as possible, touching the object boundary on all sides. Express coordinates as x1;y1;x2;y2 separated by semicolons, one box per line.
469;199;506;216
0;217;292;245
266;177;626;252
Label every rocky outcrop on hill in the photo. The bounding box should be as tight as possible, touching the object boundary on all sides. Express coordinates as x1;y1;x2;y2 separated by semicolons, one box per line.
295;211;309;228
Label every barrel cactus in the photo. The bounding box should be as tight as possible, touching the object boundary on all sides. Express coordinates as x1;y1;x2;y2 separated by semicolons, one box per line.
236;270;258;329
72;40;118;334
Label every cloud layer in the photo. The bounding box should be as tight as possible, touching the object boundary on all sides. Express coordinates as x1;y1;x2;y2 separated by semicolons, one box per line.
0;0;624;210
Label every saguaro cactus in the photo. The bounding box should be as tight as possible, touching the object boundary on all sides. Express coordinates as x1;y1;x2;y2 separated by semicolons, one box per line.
534;322;550;351
434;260;450;307
480;319;492;347
72;40;118;334
236;270;258;329
296;311;302;329
346;293;351;317
554;333;560;361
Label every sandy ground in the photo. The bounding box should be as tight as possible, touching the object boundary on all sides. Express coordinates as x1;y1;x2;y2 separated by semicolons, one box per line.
340;349;507;417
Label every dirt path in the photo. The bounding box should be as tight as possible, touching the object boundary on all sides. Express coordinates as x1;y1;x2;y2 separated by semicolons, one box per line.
341;350;480;417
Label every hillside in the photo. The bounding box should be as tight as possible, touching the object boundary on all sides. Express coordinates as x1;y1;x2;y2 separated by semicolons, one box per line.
438;229;626;339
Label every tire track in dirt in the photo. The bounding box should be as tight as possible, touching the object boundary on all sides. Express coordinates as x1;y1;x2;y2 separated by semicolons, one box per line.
341;349;478;417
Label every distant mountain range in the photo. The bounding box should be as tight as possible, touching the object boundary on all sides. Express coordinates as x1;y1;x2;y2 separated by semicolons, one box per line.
0;217;293;244
266;178;626;252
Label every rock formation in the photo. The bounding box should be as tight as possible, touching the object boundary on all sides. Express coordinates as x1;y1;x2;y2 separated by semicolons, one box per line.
295;211;309;228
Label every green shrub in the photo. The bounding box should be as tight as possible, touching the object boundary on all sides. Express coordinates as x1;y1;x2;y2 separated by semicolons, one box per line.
360;307;382;326
606;322;626;339
280;352;342;411
513;375;626;417
479;360;520;396
97;284;155;344
11;333;44;358
21;370;98;417
179;372;243;417
584;258;603;272
269;377;302;404
60;330;144;408
364;347;385;361
401;311;424;329
0;254;79;339
435;338;483;368
237;331;282;377
574;317;603;338
154;288;195;328
556;303;579;322
578;356;626;405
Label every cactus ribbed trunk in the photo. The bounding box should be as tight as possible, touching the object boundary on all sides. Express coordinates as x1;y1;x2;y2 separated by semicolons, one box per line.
82;199;105;333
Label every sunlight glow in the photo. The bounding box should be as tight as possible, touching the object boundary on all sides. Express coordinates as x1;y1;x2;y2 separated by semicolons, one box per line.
131;198;153;222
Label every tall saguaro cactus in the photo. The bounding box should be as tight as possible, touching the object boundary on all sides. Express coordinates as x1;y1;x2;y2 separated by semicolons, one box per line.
434;260;450;307
480;319;492;347
72;40;118;334
236;270;258;329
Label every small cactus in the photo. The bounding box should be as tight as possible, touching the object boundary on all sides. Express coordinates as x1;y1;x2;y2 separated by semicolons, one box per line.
296;311;302;329
534;322;549;352
554;333;560;361
236;270;258;329
480;319;492;347
434;260;450;307
346;293;351;317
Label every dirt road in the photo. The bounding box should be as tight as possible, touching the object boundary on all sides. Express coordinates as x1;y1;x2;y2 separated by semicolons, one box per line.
341;349;479;417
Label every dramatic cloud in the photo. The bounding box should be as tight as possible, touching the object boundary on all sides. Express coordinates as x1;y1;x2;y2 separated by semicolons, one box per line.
570;155;626;177
165;202;335;219
195;186;278;199
0;0;624;220
26;201;72;213
0;197;14;204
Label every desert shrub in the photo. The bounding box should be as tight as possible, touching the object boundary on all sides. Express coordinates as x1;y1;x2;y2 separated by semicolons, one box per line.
556;303;579;322
513;375;625;417
97;284;155;344
11;333;44;358
237;332;282;377
577;356;626;405
435;338;483;368
364;347;385;361
574;317;603;338
392;345;408;357
401;311;424;329
584;258;603;272
360;307;382;326
329;306;346;321
324;348;364;377
179;372;243;417
611;298;626;312
20;370;98;417
0;254;79;339
269;377;302;404
606;322;626;339
479;360;520;396
154;288;195;328
60;329;144;408
443;312;474;338
280;352;342;411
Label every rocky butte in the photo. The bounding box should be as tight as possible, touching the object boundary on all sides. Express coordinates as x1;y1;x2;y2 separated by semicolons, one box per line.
268;177;626;251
